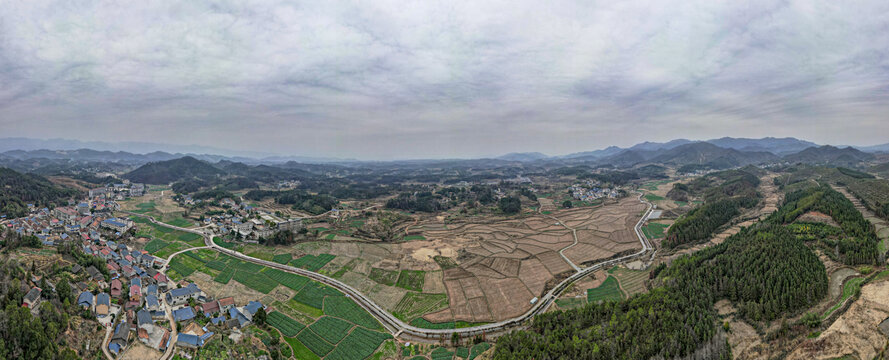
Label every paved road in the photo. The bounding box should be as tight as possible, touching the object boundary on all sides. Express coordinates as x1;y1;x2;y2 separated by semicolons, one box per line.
122;193;653;340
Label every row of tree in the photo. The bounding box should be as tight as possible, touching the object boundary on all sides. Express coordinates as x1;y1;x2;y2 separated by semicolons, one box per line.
0;167;79;218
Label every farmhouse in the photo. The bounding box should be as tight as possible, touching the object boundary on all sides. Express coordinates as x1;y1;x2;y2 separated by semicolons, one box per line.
165;283;202;305
77;291;94;309
22;287;41;308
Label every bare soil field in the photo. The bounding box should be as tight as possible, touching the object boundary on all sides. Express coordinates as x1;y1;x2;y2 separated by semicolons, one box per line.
120;341;161;360
788;279;889;360
797;211;840;227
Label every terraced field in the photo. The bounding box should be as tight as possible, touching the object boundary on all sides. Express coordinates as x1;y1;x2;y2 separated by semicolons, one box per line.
587;276;624;303
608;267;649;296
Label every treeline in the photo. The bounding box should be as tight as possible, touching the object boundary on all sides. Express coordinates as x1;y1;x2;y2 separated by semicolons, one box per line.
576;165;667;186
258;229;306;246
244;189;337;215
494;222;827;359
768;184;880;264
0;258;81;359
664;169;762;248
0;167;79;218
0;231;41;251
385;185;528;214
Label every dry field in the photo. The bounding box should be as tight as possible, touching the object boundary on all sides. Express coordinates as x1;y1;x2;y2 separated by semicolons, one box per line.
414;196;645;323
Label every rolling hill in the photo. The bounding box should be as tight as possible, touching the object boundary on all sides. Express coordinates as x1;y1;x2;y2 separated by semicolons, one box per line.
123;156;224;184
0;167;80;218
782;145;874;165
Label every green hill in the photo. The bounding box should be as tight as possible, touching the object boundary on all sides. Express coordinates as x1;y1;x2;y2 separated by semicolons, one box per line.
123;156;223;184
0;167;79;218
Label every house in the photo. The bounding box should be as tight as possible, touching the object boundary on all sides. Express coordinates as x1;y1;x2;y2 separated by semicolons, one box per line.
71;264;82;274
101;218;133;233
145;284;158;297
153;273;169;290
217;296;235;312
228;307;250;328
146;294;163;313
165;283;201;306
89;188;106;198
210;315;226;326
130;285;142;302
108;322;130;355
110;279;123;297
86;266;104;282
22;287;41;308
140;254;156;267
200;300;220;317
96;293;111;317
176;333;204;348
136;309;153;328
77;291;94;309
173;307;196;322
53;207;77;223
244;301;263;317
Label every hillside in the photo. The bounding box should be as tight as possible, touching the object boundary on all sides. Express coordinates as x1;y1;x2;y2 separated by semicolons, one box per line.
0;167;80;218
649;142;778;168
123;156;223;184
783;145;874;165
706;137;817;155
496;152;549;162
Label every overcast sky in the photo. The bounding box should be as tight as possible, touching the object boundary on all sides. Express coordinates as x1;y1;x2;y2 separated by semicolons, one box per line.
1;1;888;159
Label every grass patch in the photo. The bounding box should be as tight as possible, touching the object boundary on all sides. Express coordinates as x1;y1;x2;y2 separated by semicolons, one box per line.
587;276;624;303
368;268;399;286
395;270;426;292
163;217;193;228
641;222;669;240
288;299;324;318
555;297;587;309
644;193;666;202
409;317;454;329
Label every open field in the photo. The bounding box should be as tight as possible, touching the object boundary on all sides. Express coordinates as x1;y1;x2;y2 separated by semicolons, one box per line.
608;266;648;296
587;276;623;303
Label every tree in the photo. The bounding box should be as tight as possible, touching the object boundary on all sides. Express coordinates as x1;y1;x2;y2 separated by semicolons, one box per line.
562;200;573;208
499;196;521;214
254;307;267;327
451;332;461;347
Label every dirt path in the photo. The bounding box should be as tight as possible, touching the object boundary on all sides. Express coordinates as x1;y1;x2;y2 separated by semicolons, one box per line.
101;325;113;360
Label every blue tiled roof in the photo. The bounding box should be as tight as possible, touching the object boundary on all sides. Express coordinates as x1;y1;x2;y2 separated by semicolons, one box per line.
244;301;263;315
146;295;159;308
97;293;110;306
77;291;93;306
173;307;196;322
177;333;202;347
136;309;152;326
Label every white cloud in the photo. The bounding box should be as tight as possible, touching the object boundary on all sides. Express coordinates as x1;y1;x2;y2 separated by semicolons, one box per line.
1;0;888;159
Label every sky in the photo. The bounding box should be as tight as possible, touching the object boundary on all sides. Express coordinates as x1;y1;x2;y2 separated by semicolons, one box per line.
1;0;888;160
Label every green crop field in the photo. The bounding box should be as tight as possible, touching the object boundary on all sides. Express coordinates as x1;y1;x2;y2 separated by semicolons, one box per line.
177;232;202;244
369;267;398;286
644;193;666;202
296;328;334;357
403;235;426;241
409;318;455;329
587;276;624;303
323;296;383;330
392;292;448;322
267;311;306;337
469;343;491;360
290;254;336;272
144;239;169;253
272;253;292;264
232;271;278;293
205;259;228;271
294;282;344;309
285;336;320;360
431;347;455;360
163;217;193;228
229;260;264;273
324;326;391;360
307;316;353;344
213;237;237;249
132;202;156;214
642;222;669;239
395;270;425;291
168;257;195;277
213;267;234;284
262;268;310;291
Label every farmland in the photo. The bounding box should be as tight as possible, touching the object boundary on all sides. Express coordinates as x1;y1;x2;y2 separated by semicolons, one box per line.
641;222;669;240
290;253;336;271
307;316;353;344
294;282;344;309
324;327;392;360
392;292;449;322
369;267;398;286
323;296;384;330
262;268;310;291
267;311;305;337
395;270;426;291
587;276;624;303
609;267;649;296
232;270;277;293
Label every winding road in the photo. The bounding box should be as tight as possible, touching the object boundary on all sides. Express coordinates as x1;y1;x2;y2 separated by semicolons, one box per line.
123;192;654;341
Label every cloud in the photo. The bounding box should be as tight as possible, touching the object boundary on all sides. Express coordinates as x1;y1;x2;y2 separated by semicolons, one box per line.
1;0;888;159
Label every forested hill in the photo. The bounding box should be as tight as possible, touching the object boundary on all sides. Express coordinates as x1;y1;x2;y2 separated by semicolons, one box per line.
123;156;223;184
493;221;827;359
0;167;79;218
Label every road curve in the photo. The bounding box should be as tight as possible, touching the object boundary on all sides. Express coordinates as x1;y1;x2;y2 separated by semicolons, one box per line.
122;193;653;340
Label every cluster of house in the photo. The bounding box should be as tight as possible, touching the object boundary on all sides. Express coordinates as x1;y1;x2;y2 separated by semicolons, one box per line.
197;204;303;241
570;181;621;201
91;182;145;200
2;190;133;245
94;279;266;354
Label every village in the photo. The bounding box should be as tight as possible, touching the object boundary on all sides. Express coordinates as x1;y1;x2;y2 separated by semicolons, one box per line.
2;182;272;359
